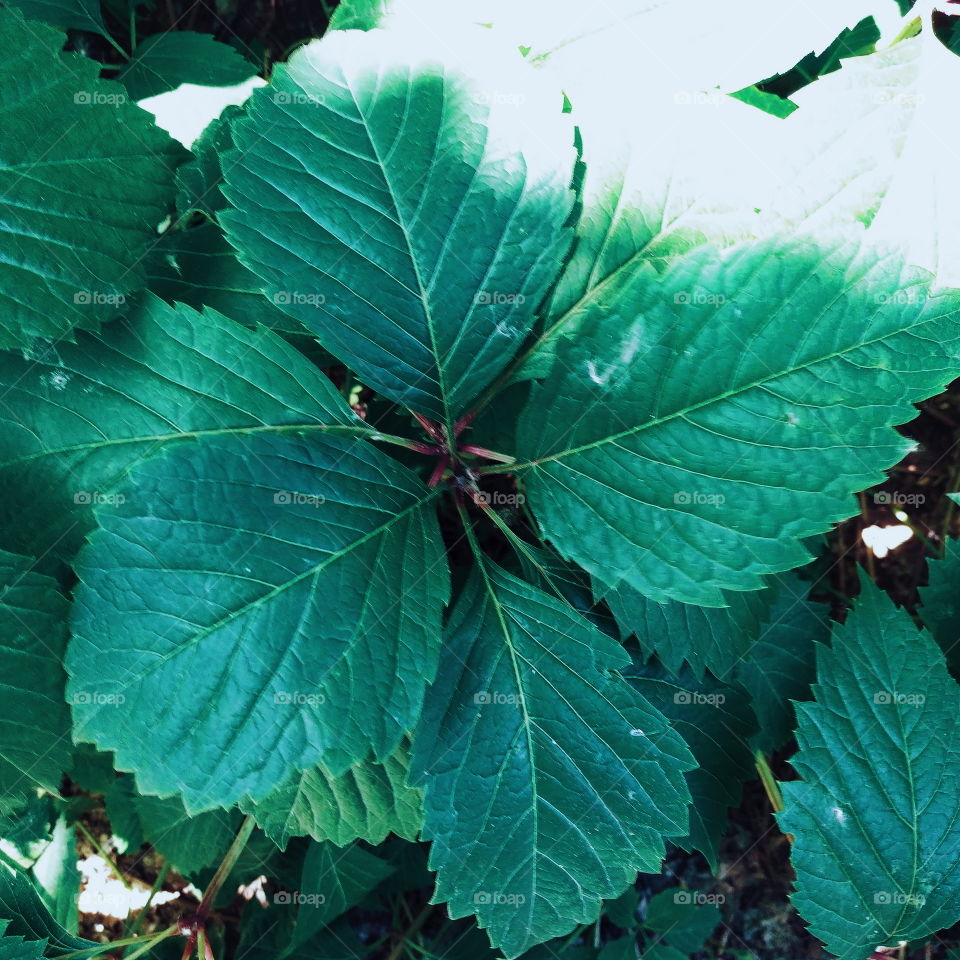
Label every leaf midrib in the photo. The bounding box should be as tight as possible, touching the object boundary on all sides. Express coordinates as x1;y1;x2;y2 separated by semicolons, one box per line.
90;490;437;689
1;421;373;468
512;308;948;470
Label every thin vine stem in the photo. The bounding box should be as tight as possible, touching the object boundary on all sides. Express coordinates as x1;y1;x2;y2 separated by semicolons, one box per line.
197;815;256;920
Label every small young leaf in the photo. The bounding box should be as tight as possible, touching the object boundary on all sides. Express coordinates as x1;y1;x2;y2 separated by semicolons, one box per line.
116;32;257;101
412;562;694;957
780;578;960;959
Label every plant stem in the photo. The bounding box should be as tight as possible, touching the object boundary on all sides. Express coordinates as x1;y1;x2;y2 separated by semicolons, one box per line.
58;927;179;959
124;863;170;940
197;815;255;920
75;821;131;890
123;926;176;960
386;903;434;960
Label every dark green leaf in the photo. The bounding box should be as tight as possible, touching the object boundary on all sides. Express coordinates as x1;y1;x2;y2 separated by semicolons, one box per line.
412;562;693;957
116;32;257;101
68;433;448;811
221;29;575;426
0;8;183;347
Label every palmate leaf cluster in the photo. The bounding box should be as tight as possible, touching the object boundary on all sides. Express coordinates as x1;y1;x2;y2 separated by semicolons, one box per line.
4;1;960;959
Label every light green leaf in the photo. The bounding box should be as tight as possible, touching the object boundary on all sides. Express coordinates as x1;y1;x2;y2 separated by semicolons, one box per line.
0;294;362;562
779;578;960;960
515;237;960;606
30;818;77;935
134;796;240;876
602;581;774;680
625;665;756;871
737;571;831;752
412;562;694;957
0;551;71;807
68;433;448;811
0;7;183;347
243;745;422;850
116;32;257;101
4;0;107;36
221;28;575;426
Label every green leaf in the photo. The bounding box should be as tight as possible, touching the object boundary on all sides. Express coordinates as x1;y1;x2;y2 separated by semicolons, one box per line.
412;562;694;957
0;866;95;957
597;937;636;960
174;105;241;220
221;29;575;426
238;908;365;960
102;777;143;855
0;796;56;869
291;842;393;941
4;0;108;36
134;796;240;875
0;551;71;807
644;888;721;954
0;7;183;347
29;818;77;935
514;109;774;384
147;225;307;334
0;920;45;960
116;32;257;101
68;433;448;811
243;744;422;850
728;84;797;118
0;294;361;561
602;582;774;680
515;237;960;606
327;0;390;30
918;538;960;673
625;665;757;871
779;578;960;959
737;571;831;752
